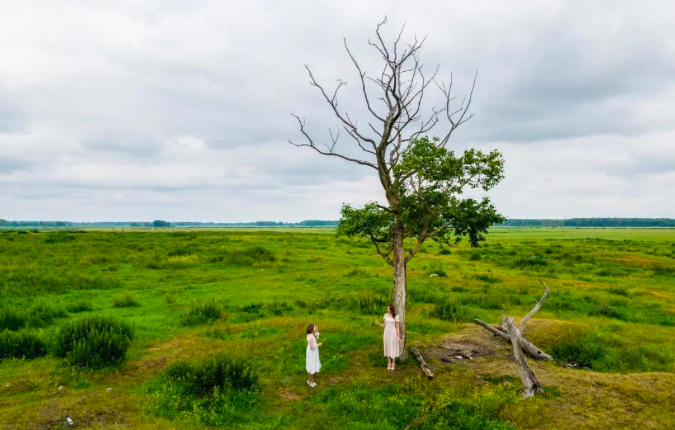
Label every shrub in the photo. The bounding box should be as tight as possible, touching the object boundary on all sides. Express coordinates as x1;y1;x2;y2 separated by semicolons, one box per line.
113;291;141;308
426;262;447;277
551;338;605;369
66;300;94;313
181;301;222;326
330;292;389;315
165;355;258;396
25;299;67;328
0;330;48;360
54;316;134;368
0;308;26;331
468;250;482;261
589;305;623;319
215;246;276;266
431;300;476;322
265;300;293;316
147;355;258;426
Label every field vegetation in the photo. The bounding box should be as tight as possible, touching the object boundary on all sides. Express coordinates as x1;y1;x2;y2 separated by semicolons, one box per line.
1;228;674;429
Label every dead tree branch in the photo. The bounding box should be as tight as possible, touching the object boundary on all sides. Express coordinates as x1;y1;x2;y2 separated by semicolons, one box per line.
410;347;434;378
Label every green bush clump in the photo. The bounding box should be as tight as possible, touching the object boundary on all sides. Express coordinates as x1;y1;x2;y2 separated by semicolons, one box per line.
25;299;67;328
146;355;258;426
181;301;222;326
589;305;623;319
53;316;134;368
66;300;94;313
264;300;293;316
0;330;48;360
468;250;482;261
112;291;141;308
431;300;476;322
551;331;674;373
0;308;26;331
165;355;258;395
0;300;67;331
426;262;448;277
212;246;276;266
512;255;547;267
330;292;389;315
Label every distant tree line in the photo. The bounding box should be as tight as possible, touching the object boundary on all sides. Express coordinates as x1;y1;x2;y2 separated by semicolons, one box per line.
501;218;675;227
3;218;673;228
0;219;339;228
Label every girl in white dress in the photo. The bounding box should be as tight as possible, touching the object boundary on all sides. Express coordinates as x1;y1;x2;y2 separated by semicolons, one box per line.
375;304;401;370
306;323;322;387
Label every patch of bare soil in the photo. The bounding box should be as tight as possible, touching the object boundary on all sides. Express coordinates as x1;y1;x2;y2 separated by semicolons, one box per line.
278;387;301;402
422;325;509;369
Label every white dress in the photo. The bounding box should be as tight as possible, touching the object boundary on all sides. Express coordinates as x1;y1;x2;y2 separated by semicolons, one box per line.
306;333;321;374
383;313;400;358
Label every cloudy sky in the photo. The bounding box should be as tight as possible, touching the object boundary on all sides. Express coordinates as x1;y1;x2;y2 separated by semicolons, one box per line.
1;0;674;222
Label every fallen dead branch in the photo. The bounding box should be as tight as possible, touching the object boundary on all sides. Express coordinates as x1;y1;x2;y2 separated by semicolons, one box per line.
410;347;434;378
473;319;552;360
476;280;551;398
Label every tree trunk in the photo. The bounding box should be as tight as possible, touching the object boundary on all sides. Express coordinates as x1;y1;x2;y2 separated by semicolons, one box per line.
392;221;408;361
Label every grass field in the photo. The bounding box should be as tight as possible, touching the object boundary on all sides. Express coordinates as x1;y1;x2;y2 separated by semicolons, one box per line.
1;227;674;429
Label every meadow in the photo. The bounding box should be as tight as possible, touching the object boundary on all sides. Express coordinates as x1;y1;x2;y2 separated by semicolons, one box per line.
1;227;674;429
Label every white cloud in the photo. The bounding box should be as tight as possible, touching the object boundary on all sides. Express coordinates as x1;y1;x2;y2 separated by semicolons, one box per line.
0;0;674;221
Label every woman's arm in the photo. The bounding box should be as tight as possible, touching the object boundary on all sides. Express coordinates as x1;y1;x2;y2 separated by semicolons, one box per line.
374;320;384;328
395;321;400;341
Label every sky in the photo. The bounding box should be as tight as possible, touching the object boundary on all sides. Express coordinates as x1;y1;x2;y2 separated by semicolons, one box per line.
1;0;674;222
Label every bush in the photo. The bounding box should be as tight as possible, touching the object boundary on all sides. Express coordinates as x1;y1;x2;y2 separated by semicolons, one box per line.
147;355;258;426
0;308;26;331
426;262;447;277
25;299;67;328
589;305;623;319
113;291;141;308
0;330;48;360
213;246;276;266
431;300;476;322
165;355;258;396
264;300;293;316
468;250;482;261
181;301;222;326
54;316;134;368
66;300;94;313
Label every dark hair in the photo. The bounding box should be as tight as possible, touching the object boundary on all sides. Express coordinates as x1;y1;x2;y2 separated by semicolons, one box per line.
387;304;396;318
306;323;315;334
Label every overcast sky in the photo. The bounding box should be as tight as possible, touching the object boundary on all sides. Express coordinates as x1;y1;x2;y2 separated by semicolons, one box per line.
1;0;674;222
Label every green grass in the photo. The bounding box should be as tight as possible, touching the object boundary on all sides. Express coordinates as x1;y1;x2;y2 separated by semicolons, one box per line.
0;227;675;429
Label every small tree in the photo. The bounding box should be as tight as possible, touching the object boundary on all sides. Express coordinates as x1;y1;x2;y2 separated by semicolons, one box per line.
290;18;505;359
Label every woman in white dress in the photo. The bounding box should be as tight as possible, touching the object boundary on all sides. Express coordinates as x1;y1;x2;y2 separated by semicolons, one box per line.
306;323;322;387
375;304;401;370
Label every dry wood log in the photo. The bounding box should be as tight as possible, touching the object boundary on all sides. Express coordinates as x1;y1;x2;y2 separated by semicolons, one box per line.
410;348;434;378
504;315;544;398
473;319;552;360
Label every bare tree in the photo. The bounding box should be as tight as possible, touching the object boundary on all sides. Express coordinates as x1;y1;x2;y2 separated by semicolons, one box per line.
290;17;505;359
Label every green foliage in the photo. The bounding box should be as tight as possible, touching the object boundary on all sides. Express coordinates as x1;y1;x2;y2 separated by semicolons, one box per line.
551;329;675;372
431;299;476;322
66;300;94;313
337;136;505;266
0;300;67;331
211;246;276;266
181;301;222;326
53;316;133;368
0;330;48;360
112;291;141;308
146;355;258;426
0;308;25;331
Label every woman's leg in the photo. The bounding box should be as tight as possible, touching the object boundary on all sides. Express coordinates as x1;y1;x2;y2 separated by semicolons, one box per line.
308;373;314;384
